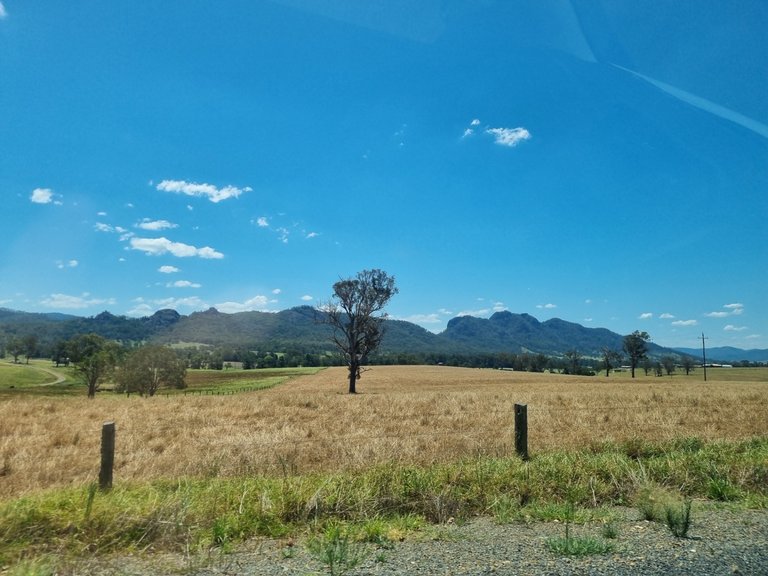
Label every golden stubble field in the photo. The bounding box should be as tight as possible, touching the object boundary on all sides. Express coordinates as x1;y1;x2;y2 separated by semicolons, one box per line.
1;365;766;499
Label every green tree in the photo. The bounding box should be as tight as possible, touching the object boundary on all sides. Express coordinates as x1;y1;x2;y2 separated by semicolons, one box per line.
323;269;398;394
7;336;24;363
641;357;653;376
661;355;676;376
564;349;582;375
681;356;696;375
600;347;623;377
623;330;650;378
51;340;70;367
22;334;38;364
116;345;186;397
68;334;121;398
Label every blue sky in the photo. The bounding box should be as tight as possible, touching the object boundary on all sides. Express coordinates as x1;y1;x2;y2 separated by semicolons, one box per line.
1;1;766;350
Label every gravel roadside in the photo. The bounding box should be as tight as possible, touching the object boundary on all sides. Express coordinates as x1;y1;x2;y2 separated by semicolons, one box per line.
71;506;768;576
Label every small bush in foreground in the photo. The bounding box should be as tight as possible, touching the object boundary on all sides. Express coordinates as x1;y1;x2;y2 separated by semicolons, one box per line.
546;533;614;556
307;523;369;576
665;498;692;538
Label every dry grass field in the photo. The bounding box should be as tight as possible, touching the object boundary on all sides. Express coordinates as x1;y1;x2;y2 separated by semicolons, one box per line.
1;365;766;500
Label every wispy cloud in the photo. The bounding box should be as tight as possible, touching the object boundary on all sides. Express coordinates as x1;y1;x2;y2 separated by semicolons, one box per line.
706;303;744;318
167;280;201;288
127;296;207;316
461;119;531;147
129;237;224;259
537;303;557;310
486;127;531;147
56;259;79;269
255;216;269;227
458;308;490;317
724;303;744;313
461;118;483;138
660;313;675;319
94;222;128;234
638;312;653;319
30;188;61;205
136;218;177;231
402;313;443;325
0;2;7;19
158;265;180;274
672;319;698;327
41;293;115;309
156;179;251;203
214;295;278;314
301;295;313;301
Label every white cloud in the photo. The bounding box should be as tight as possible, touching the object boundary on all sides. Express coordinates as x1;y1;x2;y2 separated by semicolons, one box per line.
660;313;675;319
168;280;201;288
95;222;115;233
485;127;531;147
30;188;55;204
724;325;748;332
158;265;180;274
458;308;490;318
255;216;269;227
638;312;653;320
129;236;224;259
95;222;129;234
301;295;313;301
705;311;730;318
156;179;251;203
672;319;698;326
127;296;210;315
461;119;482;139
706;303;745;318
40;293;115;309
492;302;507;312
136;218;177;231
724;303;744;314
56;259;79;269
537;303;557;310
0;3;7;19
214;295;278;314
306;231;319;239
272;288;282;295
403;313;443;325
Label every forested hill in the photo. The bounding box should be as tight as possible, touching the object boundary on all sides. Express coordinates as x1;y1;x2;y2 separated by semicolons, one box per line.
0;305;751;361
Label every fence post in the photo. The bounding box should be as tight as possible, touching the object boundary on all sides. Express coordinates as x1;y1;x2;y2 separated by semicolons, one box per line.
514;404;528;460
99;421;115;490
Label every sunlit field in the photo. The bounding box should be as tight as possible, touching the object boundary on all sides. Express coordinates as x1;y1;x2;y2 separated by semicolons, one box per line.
1;365;766;499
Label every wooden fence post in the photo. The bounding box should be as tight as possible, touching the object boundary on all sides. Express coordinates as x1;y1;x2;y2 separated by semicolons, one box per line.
514;404;528;460
99;421;115;490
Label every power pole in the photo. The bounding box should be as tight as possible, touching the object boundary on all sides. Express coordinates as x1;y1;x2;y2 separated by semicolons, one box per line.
701;332;709;382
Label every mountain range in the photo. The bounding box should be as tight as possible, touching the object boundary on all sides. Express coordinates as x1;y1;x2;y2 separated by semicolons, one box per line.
1;306;766;362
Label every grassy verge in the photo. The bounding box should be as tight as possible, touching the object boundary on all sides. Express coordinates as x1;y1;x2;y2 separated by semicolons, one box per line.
1;436;766;569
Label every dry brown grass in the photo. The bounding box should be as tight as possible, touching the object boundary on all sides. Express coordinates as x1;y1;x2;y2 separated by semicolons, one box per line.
1;366;766;499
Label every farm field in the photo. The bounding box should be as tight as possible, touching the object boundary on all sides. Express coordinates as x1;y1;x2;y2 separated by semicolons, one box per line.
1;364;766;500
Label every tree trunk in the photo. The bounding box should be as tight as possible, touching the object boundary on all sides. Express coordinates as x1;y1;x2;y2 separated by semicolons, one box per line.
348;361;358;394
